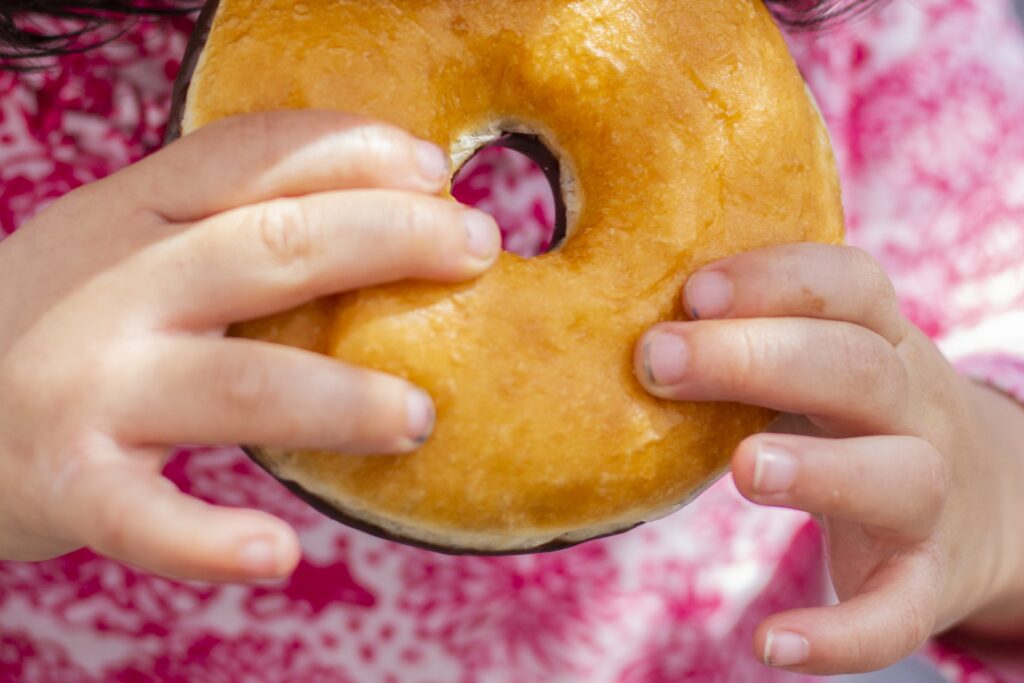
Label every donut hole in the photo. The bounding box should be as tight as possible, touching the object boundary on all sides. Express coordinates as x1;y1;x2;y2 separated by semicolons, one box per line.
451;134;565;258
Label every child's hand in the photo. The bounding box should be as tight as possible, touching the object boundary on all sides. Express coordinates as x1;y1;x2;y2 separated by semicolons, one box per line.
635;243;1024;675
0;111;500;582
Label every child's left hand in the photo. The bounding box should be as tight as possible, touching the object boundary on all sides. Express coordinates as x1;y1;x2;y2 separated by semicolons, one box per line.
634;242;1024;675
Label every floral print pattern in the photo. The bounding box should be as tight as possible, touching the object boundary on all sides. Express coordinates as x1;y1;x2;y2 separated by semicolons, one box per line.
2;0;1024;680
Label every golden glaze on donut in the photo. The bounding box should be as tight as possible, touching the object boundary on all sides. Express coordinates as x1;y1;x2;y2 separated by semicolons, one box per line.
178;0;844;552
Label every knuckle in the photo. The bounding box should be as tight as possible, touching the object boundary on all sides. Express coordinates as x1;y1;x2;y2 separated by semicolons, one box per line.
883;359;913;422
847;247;905;341
857;247;888;282
721;325;763;394
919;445;949;520
385;199;450;261
692;323;791;403
847;629;875;671
871;272;899;310
255;199;318;270
834;327;892;399
392;198;432;240
847;246;894;299
846;245;882;278
218;354;275;417
897;592;934;653
844;601;925;673
350;121;404;165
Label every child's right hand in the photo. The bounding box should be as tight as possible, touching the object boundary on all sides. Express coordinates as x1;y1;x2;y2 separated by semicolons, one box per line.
0;110;500;582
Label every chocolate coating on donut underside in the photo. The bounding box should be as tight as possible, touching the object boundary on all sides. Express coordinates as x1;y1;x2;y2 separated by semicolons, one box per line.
166;0;217;146
243;446;642;556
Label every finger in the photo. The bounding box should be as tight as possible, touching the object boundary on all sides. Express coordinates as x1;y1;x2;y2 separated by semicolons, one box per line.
127;110;450;222
69;455;300;582
107;337;435;453
732;434;946;539
636;318;910;434
755;553;938;674
684;243;907;346
132;190;500;328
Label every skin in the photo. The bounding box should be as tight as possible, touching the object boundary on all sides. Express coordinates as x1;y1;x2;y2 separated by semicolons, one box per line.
0;110;501;581
636;243;1024;673
0;110;1021;674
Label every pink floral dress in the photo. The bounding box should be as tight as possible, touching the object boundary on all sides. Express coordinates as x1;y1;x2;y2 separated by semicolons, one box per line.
2;1;1024;681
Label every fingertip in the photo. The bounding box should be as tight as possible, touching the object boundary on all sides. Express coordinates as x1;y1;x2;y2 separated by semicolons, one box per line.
632;328;657;387
634;325;690;395
762;627;811;669
684;268;733;320
733;435;814;508
413;139;451;186
730;436;760;495
401;386;436;451
338;373;437;455
279;533;302;575
754;614;816;673
237;517;301;579
463;209;501;268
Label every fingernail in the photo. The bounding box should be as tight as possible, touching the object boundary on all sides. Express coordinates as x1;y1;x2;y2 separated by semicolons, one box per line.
764;629;810;667
464;210;500;262
415;140;449;182
643;331;689;387
239;537;281;576
753;444;799;495
686;269;733;319
405;387;435;446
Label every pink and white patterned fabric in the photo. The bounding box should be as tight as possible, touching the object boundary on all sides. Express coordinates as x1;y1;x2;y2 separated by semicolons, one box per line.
1;0;1024;681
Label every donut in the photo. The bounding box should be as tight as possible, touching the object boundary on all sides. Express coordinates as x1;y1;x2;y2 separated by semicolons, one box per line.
168;0;844;554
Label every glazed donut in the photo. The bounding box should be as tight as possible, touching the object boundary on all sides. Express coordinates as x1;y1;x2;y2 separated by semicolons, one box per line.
169;0;844;554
